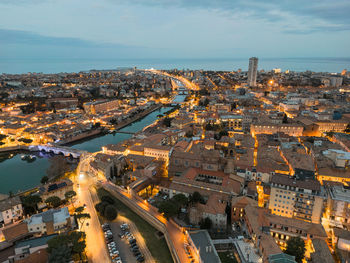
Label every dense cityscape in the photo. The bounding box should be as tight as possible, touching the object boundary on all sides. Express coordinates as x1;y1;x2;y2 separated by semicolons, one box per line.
1;0;350;262
0;57;349;263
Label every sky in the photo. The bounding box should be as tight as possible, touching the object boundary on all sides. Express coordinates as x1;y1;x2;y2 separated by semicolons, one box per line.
0;0;350;60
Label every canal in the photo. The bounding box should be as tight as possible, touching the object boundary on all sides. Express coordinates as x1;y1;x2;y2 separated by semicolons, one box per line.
0;106;176;194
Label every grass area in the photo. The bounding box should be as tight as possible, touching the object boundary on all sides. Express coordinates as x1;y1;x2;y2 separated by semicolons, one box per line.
97;188;173;263
218;251;238;263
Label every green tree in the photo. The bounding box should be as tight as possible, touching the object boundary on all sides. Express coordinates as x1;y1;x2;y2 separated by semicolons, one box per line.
190;192;205;204
40;176;49;184
284;236;306;263
45;196;61;208
200;217;212;229
158;200;180;219
104;205;117;221
100;195;115;205
282;113;288;124
65;190;77;204
95;201;109;215
162;117;173;127
47;231;86;261
172;194;188;207
21;195;42;214
48;245;72;263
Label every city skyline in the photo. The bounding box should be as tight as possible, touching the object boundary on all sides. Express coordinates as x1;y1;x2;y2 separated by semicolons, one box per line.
1;0;350;61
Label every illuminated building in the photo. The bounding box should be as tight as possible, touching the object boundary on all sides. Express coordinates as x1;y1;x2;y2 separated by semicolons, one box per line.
268;174;324;224
247;57;258;87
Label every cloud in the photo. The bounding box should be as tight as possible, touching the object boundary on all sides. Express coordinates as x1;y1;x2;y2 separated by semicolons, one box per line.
0;28;132;48
107;0;350;32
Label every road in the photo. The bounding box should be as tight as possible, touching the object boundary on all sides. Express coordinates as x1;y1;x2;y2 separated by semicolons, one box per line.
74;155;111;263
103;181;198;263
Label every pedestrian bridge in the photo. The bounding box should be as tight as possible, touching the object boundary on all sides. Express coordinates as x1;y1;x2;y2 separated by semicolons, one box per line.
29;145;87;158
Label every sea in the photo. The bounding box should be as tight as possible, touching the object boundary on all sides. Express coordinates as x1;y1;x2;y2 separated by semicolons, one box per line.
1;57;349;74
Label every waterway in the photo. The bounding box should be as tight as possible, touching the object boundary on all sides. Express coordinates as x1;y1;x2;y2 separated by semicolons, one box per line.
0;106;176;194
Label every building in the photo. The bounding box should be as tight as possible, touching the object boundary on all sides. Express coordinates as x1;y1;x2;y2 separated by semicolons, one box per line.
0;196;23;227
219;114;243;131
324;183;350;229
244;205;327;261
268;174;324;223
83;99;119;114
25;207;72;235
187;230;221;263
160;167;242;200
189;194;227;229
38;179;73;208
251;123;304;137
247;57;258;87
10;234;57;263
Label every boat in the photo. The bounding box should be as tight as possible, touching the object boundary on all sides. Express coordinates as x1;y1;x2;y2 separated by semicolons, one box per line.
21;154;36;162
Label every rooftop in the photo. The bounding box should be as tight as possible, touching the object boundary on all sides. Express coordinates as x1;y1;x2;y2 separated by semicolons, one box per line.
189;230;221;263
15;234;58;249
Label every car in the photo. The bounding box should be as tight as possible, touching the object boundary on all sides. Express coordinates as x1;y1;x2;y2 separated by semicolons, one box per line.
130;243;138;248
131;246;139;251
136;255;145;262
162;195;167;200
133;250;141;257
129;239;136;244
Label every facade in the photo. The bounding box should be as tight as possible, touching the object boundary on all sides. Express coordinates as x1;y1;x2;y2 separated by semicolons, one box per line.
251;123;304;137
0;196;23;226
38;179;73;208
219;115;243;131
324;184;350;229
247;57;258;87
268;175;324;223
26;207;72;235
144;145;172;162
83;99;119;114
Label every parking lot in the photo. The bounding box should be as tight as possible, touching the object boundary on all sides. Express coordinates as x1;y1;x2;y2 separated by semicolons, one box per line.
103;215;154;263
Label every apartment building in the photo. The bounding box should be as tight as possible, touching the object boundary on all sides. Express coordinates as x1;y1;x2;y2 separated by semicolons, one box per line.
251;123;304;137
324;183;350;229
83;99;119;114
39;179;73;206
219;114;243;131
26;207;72;235
0;196;23;226
268;174;324;223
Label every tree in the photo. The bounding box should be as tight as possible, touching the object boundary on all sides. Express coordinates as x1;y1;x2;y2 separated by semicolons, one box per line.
158;200;180;219
48;245;72;263
282;113;288;124
284;236;306;263
190;192;205;204
41;176;49;184
45;196;61;208
162;117;173;127
76;213;91;230
65;190;77;203
100;195;115;205
172;194;188;207
47;231;86;261
21;195;42;214
104;205;117;221
200;217;212;229
95;201;109;215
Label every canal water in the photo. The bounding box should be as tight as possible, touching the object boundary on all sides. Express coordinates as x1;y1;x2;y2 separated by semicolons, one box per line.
0;106;175;194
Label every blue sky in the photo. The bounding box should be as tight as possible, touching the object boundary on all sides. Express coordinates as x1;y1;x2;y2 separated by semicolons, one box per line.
0;0;349;59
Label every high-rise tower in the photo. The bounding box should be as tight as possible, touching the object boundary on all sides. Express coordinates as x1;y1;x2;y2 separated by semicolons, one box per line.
247;57;258;87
